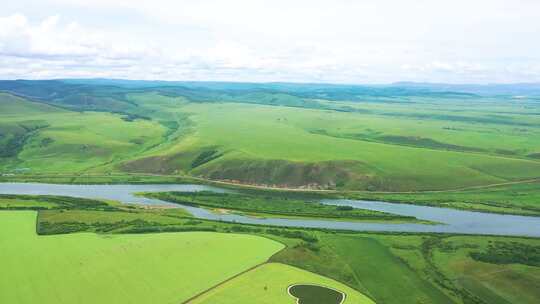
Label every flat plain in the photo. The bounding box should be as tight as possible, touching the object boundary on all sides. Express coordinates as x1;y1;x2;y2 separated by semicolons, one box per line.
0;211;283;304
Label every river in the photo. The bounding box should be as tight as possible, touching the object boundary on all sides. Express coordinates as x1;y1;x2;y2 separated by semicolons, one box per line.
1;183;539;237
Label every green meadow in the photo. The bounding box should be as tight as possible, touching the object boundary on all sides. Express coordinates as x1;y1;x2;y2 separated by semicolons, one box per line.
124;99;540;191
1;195;539;304
0;211;283;304
2;82;540;192
0;93;165;173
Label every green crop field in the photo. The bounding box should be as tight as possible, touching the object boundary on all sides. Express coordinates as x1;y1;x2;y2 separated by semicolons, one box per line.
0;211;284;304
1;194;539;304
187;263;374;304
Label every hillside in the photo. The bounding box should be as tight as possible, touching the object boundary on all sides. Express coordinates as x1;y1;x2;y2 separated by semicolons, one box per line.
1;80;539;191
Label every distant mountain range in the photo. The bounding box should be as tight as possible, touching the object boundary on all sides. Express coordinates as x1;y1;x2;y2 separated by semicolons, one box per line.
1;79;540;100
390;82;540;96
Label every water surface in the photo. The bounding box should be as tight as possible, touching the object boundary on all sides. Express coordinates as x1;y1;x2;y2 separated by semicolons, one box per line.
1;183;539;237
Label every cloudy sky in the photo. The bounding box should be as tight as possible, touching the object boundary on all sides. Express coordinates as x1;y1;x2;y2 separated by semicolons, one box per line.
1;0;539;83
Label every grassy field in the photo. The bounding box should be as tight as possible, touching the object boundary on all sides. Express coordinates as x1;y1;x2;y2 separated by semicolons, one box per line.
431;236;540;304
3;84;540;192
273;233;540;304
0;93;165;173
0;211;284;304
272;234;455;304
1;194;539;304
187;263;374;304
124;100;540;191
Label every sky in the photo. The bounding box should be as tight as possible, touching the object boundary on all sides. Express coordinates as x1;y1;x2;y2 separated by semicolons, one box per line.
1;0;540;84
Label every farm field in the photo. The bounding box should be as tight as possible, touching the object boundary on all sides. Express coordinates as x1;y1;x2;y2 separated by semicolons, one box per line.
0;211;283;304
1;194;539;304
187;263;374;304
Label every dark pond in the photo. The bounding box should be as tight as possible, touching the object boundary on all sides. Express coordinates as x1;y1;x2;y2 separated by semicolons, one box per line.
288;284;345;304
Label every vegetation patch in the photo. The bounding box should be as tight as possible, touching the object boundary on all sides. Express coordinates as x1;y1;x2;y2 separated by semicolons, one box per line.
527;152;540;159
377;135;485;152
0;194;116;211
191;149;224;168
143;191;415;222
470;241;540;266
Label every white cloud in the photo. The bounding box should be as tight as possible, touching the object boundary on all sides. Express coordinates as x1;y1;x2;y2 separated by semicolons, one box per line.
1;0;540;83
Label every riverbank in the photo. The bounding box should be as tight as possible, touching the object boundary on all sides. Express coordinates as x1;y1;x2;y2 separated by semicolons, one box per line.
2;183;540;237
2;173;539;217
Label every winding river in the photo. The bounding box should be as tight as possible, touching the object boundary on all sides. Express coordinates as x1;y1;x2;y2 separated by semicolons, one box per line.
1;183;539;237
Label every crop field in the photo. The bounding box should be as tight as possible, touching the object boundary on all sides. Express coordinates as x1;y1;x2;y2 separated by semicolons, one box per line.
187;263;374;304
1;194;539;304
0;211;284;304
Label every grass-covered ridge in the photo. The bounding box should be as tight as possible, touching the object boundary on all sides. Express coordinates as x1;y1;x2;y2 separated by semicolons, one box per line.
2;80;540;192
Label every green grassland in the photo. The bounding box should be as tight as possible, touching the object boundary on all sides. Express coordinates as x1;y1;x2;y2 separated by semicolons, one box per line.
0;93;165;173
0;211;284;304
187;263;374;304
272;233;540;304
1;194;539;304
123;99;540;191
431;237;540;304
3;84;540;192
